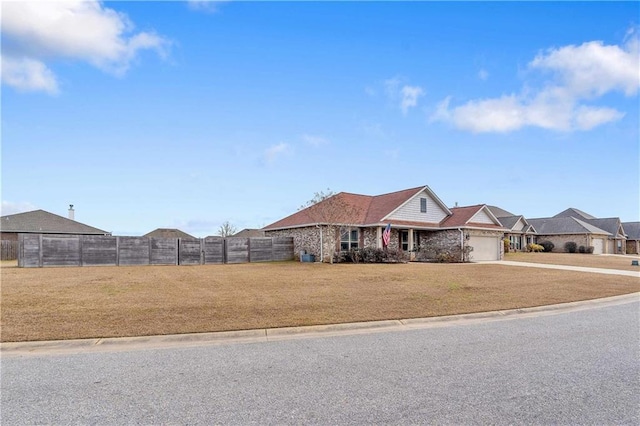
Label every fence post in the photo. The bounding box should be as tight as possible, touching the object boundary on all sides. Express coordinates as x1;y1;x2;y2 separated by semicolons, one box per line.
200;238;204;265
116;236;120;266
38;234;43;267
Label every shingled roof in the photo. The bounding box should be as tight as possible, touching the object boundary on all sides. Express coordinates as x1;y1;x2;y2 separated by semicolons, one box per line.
553;208;596;220
264;186;503;232
0;209;109;235
622;222;640;240
528;217;609;235
264;186;438;230
143;228;196;239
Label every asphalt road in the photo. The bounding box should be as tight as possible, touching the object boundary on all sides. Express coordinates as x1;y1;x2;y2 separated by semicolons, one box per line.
2;299;639;425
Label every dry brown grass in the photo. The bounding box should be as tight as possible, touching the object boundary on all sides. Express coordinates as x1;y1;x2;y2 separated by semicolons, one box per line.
505;252;640;271
2;260;638;343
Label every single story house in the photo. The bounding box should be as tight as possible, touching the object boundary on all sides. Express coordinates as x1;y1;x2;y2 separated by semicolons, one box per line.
143;228;196;239
488;206;537;251
1;208;110;242
263;185;506;262
622;222;640;254
529;208;627;254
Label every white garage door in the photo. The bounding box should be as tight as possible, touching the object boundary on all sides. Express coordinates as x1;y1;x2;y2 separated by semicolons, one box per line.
591;238;604;254
468;236;500;261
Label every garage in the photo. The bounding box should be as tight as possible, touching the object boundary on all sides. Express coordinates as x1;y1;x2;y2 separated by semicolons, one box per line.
468;236;500;261
591;238;604;254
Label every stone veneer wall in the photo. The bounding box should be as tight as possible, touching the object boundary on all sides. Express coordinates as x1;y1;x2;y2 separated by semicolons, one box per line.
362;228;379;248
417;230;462;260
265;226;339;262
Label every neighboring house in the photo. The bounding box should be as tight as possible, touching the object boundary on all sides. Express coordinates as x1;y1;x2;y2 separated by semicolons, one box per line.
232;229;266;238
528;216;611;254
263;185;506;262
143;228;196;239
551;208;627;254
488;206;537;251
622;222;640;254
1;209;110;241
1;208;110;260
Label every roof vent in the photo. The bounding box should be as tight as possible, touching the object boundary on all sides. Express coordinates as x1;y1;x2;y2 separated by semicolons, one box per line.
68;204;75;221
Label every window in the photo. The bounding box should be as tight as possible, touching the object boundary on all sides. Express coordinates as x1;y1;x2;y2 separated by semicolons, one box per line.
401;230;409;251
420;198;427;213
340;227;359;251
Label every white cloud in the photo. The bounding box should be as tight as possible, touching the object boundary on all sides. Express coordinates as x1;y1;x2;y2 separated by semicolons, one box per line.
1;201;37;216
302;134;329;147
400;85;424;114
1;1;169;93
431;31;639;133
1;56;59;94
187;1;229;13
264;142;292;164
384;77;425;114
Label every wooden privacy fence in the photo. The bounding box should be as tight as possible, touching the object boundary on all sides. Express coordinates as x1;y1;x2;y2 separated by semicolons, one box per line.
17;234;294;267
2;240;18;260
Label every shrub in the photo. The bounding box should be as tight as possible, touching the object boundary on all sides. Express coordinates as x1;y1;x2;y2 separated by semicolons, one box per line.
539;241;555;252
586;246;594;254
334;247;407;263
564;241;578;253
526;243;544;252
503;238;510;253
578;245;586;253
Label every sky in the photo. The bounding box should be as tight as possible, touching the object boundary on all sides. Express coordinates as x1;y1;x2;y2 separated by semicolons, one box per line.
1;1;639;237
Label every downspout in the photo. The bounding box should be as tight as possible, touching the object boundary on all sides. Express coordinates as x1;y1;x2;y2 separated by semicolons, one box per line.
316;224;323;262
458;228;464;262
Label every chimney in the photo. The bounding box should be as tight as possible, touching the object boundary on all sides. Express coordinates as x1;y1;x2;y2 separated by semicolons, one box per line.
68;204;75;220
454;202;459;208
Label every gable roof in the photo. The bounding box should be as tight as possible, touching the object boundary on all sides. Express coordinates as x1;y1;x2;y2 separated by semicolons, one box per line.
622;222;640;240
0;209;109;235
583;218;625;238
232;228;266;238
553;208;596;220
528;216;610;235
487;205;515;218
264;185;452;230
496;215;525;231
440;204;504;229
143;228;196;239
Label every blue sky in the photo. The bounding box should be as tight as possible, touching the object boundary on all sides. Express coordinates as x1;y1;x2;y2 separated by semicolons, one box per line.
2;1;639;236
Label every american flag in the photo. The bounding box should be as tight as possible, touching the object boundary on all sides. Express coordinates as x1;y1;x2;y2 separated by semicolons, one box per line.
382;223;391;247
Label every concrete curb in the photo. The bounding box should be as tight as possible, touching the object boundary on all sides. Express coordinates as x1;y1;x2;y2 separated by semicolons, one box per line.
2;292;638;357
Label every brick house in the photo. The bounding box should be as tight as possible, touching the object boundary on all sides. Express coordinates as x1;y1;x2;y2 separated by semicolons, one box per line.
263;185;506;262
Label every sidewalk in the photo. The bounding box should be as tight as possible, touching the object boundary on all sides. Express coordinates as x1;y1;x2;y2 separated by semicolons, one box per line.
484;260;640;277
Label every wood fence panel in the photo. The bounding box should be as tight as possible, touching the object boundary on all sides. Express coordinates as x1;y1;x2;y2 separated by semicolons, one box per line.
81;235;117;266
118;237;150;265
203;237;224;264
1;240;18;260
179;238;202;265
249;237;273;262
18;234;40;267
42;235;81;267
273;237;295;261
150;238;177;265
226;237;249;264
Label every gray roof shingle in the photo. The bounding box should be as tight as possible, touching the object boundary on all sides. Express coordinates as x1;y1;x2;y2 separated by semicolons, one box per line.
622;222;640;240
143;228;196;239
528;217;610;235
0;209;109;235
553;208;596;220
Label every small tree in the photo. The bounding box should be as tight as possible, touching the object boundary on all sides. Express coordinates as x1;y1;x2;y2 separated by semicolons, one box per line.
217;221;238;237
564;241;577;253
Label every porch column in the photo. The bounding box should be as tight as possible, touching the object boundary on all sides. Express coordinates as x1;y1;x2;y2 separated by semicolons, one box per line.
376;226;382;249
